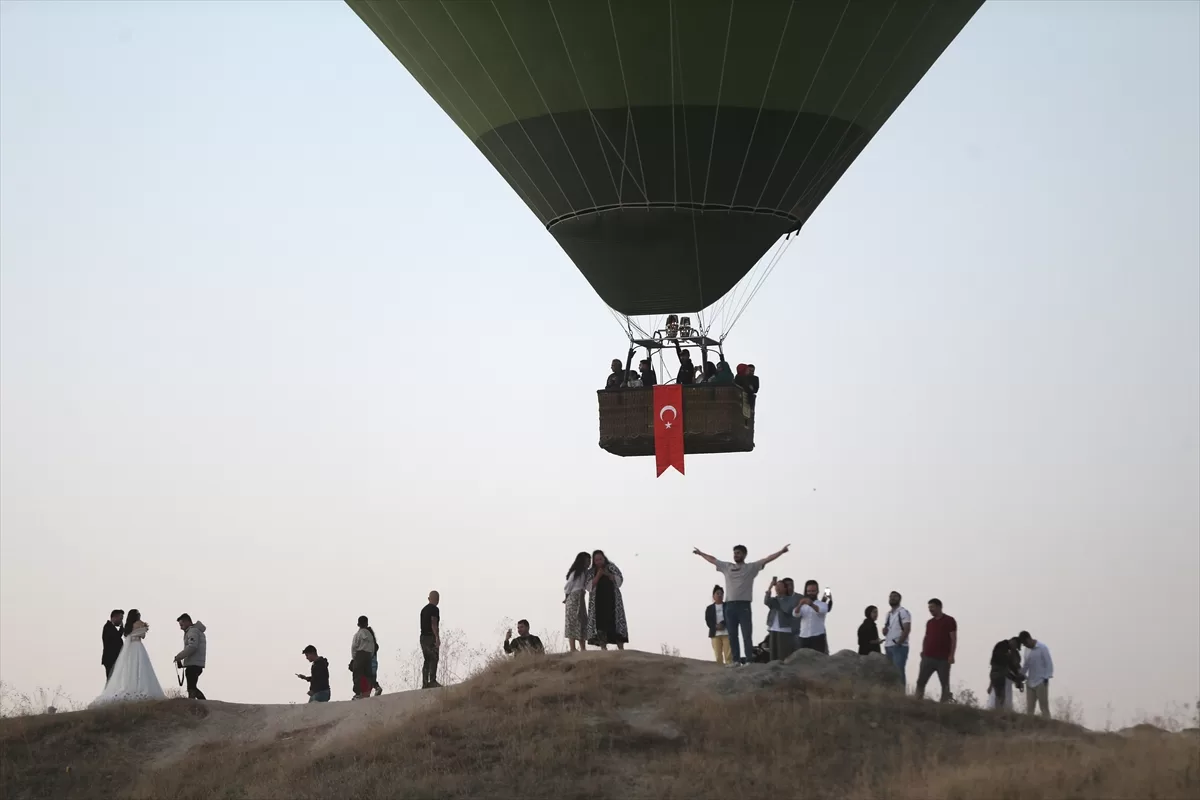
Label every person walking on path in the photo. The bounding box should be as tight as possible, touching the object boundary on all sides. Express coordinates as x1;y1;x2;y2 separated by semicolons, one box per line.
693;543;790;665
915;599;956;703
705;586;732;664
1019;631;1054;717
350;616;376;700
297;645;331;703
174;614;207;700
420;591;441;689
882;591;912;684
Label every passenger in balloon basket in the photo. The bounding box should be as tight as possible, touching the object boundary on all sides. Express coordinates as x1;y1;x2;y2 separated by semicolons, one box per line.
638;359;657;388
605;359;626;390
710;360;736;385
675;347;695;385
698;361;718;384
792;580;831;654
585;550;628;651
746;364;759;406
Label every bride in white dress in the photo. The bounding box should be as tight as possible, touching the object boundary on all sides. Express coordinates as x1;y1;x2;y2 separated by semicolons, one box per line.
91;609;165;707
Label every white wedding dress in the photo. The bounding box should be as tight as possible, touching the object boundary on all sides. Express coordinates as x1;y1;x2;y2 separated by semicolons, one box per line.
986;679;1015;710
91;623;165;707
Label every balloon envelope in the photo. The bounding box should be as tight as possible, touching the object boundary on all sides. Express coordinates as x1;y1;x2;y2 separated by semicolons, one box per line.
347;0;982;315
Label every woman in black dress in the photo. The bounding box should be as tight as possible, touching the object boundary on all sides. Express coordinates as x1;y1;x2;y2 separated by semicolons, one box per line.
586;550;628;650
858;605;882;655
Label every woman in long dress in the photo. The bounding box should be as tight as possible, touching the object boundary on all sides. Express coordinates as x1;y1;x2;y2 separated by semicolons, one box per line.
563;551;591;652
91;609;165;707
586;550;628;650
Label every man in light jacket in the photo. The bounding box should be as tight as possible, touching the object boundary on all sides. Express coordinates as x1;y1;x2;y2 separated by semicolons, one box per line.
351;615;376;700
1019;630;1054;717
764;577;800;662
174;614;207;700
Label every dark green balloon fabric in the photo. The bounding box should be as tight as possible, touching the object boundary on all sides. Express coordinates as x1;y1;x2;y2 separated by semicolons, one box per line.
347;0;982;315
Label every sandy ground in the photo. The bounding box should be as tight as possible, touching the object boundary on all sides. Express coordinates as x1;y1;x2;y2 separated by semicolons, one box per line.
150;688;437;767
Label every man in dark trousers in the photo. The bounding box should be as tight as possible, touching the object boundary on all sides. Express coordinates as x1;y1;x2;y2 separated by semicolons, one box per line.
174;614;208;700
101;609;124;683
420;591;441;689
503;619;545;656
297;645;331;703
915;598;957;703
350;616;376;700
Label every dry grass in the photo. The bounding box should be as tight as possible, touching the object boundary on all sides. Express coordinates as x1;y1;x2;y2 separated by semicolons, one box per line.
2;653;1197;800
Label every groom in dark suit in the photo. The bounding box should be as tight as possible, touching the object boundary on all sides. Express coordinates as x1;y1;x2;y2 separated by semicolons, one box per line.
102;609;124;682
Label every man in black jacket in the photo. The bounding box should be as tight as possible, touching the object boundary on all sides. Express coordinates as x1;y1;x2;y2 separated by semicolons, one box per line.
988;637;1024;709
503;620;545;656
297;645;331;702
101;610;124;683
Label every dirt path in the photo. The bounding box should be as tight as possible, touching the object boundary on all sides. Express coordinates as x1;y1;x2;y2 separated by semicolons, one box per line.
150;689;436;767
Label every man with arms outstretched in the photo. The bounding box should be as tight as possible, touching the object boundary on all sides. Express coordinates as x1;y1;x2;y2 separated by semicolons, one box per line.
693;543;790;665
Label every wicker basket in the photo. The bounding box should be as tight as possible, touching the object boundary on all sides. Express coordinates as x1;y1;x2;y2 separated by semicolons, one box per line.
597;386;755;457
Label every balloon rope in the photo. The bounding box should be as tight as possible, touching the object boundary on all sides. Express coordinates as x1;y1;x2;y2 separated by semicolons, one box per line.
368;3;552;222
771;0;899;211
752;0;851;210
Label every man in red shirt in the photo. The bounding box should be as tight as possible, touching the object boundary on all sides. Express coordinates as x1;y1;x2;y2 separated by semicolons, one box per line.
916;598;957;703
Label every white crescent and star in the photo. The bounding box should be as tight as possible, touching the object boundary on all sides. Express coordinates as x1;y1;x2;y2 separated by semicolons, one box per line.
659;405;677;429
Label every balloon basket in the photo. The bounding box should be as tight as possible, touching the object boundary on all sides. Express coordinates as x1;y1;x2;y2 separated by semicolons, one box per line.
597;386;754;457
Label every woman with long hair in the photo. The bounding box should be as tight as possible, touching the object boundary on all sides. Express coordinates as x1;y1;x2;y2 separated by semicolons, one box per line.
564;551;591;652
91;609;165;707
586;550;629;650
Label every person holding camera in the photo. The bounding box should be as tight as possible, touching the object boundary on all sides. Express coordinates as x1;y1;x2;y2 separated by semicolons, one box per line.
764;576;800;661
791;579;831;654
503;619;545;656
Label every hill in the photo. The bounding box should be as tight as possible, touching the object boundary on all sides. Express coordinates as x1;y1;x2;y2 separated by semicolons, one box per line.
2;651;1196;799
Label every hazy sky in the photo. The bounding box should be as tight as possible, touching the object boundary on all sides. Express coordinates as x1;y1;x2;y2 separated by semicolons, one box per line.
1;1;1197;726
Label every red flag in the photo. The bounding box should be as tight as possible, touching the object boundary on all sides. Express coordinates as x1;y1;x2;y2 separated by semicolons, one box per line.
653;385;685;477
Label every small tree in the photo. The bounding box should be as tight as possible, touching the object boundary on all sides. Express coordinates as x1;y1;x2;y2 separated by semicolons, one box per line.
660;643;681;658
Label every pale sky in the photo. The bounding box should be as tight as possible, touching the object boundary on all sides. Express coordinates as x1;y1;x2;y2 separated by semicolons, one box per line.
1;1;1197;726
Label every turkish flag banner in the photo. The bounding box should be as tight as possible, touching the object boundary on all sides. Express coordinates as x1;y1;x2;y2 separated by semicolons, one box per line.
653;385;685;477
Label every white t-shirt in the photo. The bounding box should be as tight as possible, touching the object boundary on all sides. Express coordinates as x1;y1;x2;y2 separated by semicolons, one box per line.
793;600;829;638
883;606;912;647
713;603;728;637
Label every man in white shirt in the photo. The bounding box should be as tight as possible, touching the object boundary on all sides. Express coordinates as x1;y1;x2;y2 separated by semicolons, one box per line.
791;579;830;653
1019;630;1054;717
882;591;913;685
693;543;791;665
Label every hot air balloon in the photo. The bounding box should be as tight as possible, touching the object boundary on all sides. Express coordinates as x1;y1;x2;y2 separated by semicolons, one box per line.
346;0;982;462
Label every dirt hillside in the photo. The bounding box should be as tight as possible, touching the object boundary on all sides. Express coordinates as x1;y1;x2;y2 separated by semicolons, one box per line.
2;651;1196;800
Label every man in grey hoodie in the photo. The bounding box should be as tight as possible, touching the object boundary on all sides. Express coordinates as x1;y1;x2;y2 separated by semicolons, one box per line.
764;577;800;662
174;614;207;700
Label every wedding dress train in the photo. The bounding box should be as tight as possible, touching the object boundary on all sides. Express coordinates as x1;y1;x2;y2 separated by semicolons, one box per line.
91;624;165;707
